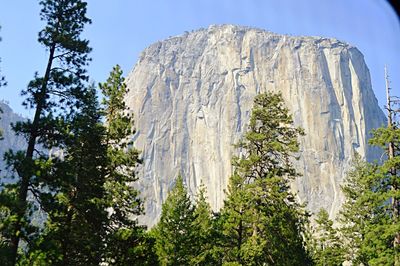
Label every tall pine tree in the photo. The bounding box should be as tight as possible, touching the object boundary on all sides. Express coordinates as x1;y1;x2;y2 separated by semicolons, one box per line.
218;92;311;265
100;65;152;265
21;86;108;265
0;1;91;263
18;65;151;265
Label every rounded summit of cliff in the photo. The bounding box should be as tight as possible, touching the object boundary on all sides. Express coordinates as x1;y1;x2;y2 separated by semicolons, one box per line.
136;24;356;65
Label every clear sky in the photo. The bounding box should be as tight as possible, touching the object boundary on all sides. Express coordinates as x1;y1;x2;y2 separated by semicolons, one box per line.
0;0;399;117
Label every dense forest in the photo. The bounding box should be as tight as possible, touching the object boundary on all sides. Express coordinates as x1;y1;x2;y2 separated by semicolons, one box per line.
0;1;399;265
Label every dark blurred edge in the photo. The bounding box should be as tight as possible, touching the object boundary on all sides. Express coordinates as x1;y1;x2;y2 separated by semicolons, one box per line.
388;0;400;22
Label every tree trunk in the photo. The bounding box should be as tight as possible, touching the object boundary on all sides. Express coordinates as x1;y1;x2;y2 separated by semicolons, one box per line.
9;43;56;265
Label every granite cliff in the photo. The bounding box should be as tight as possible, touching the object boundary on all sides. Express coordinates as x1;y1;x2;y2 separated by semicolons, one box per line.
124;25;385;226
0;102;25;175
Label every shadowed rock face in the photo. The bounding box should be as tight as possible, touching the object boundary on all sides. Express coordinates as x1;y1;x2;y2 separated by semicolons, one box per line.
125;24;385;227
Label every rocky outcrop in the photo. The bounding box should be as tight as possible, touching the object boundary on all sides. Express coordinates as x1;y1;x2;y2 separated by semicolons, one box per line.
125;25;386;226
0;102;25;175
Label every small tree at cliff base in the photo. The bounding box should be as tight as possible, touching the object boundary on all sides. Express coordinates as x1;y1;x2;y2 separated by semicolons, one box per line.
153;175;196;265
337;76;400;265
190;182;216;265
309;208;344;266
339;139;400;265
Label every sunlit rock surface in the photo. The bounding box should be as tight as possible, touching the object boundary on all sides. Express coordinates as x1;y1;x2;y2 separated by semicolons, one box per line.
125;25;385;226
0;102;25;175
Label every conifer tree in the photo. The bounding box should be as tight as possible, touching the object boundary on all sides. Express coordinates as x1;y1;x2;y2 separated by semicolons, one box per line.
0;1;91;263
100;65;151;265
153;175;195;265
317;90;400;265
310;209;344;266
19;66;151;265
368;126;400;265
191;182;215;265
337;154;376;264
219;92;311;265
339;134;400;265
22;87;108;265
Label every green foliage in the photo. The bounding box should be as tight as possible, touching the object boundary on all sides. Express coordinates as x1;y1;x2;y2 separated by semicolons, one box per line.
0;184;19;266
311;125;400;266
153;175;196;265
100;65;152;265
309;209;344;266
339;150;400;265
26;87;108;265
190;182;216;265
337;154;376;264
232;92;304;179
0;4;151;262
218;92;311;265
0;1;93;263
19;66;151;265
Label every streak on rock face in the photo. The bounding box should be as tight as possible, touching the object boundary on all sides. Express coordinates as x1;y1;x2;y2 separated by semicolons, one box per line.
125;25;385;227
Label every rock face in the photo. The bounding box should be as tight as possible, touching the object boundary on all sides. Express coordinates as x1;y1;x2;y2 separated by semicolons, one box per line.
0;102;25;175
125;25;385;226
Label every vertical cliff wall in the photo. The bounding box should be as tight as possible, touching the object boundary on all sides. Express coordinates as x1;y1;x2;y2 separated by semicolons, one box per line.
125;25;385;226
0;102;25;174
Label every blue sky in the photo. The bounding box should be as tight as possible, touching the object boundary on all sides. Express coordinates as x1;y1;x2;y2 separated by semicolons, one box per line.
0;0;399;116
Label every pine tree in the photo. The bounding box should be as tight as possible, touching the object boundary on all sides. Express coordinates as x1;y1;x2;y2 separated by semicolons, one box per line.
18;66;151;265
310;209;344;266
339;131;400;265
100;65;152;265
219;92;311;265
18;86;108;265
153;175;196;265
328;82;400;265
219;173;255;264
337;154;376;264
191;182;215;265
0;1;91;263
368;126;400;265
